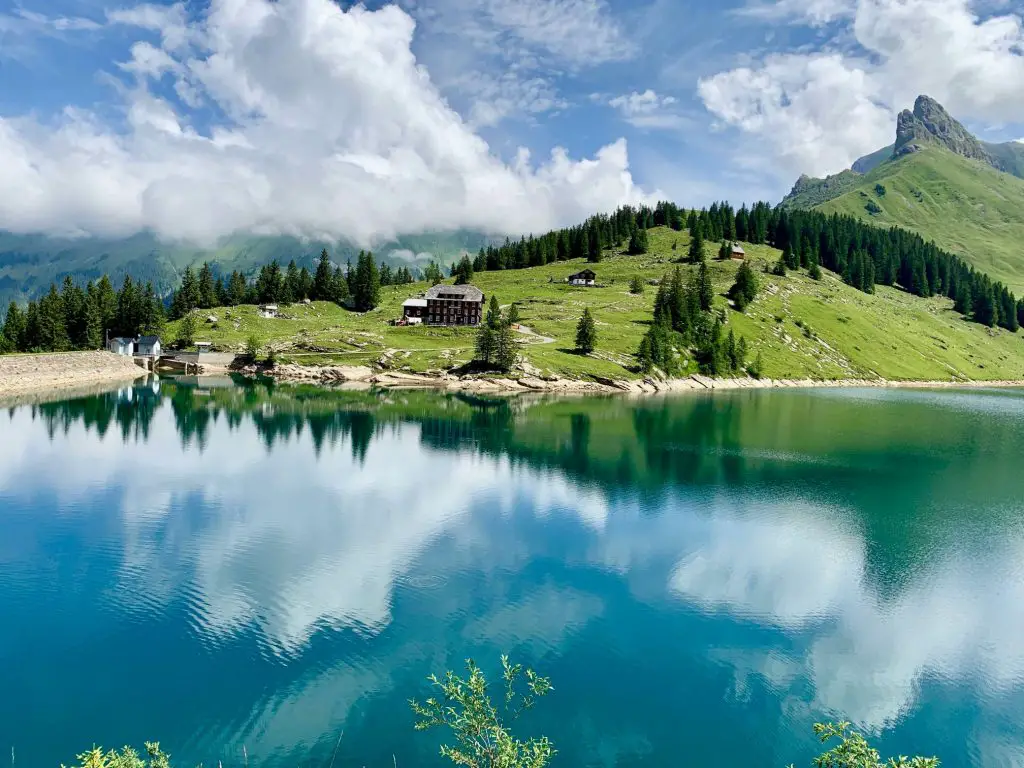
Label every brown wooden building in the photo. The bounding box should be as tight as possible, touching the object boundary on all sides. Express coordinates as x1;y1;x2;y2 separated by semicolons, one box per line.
421;284;485;326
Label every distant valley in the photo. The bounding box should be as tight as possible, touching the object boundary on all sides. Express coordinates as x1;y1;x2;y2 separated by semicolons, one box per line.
0;229;494;305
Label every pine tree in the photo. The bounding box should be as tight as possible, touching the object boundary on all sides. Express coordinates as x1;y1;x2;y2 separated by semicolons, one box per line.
697;260;714;312
575;308;597;354
141;283;166;337
728;261;758;312
506;303;521;326
718;240;732;260
227;271;249;306
95;275;118;333
688;228;705;264
38;284;70;351
587;225;602;263
808;250;823;280
177;266;200;317
629;275;645;294
628;229;649;255
83;293;103;350
424;261;444;286
176;312;196;348
332;266;349;303
2;301;25;352
313;249;334;300
772;256;787;277
352;251;381;311
285;260;304;302
198;263;218;308
493;321;518;372
453;255;474;285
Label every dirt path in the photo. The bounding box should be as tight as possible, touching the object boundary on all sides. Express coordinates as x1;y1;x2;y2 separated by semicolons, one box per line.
515;325;556;344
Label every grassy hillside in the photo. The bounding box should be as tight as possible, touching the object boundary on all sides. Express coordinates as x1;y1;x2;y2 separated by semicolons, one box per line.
801;147;1024;294
0;229;493;305
166;226;1024;382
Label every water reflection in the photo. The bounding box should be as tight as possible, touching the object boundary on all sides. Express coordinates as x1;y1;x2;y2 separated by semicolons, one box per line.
2;379;1024;768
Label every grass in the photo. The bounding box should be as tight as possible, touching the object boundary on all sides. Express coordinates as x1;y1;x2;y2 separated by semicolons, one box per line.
808;146;1024;294
165;225;1024;383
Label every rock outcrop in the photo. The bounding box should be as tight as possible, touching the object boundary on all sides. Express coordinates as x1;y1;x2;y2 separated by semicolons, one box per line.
894;95;994;165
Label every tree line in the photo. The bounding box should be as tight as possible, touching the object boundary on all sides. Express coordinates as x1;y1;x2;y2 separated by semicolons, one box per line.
453;198;1022;333
169;249;413;319
1;275;165;354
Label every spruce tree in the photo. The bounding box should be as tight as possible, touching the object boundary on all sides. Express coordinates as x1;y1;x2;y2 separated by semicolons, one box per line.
2;302;25;352
285;260;303;302
176;312;196;348
313;249;334;300
38;284;70;352
809;251;823;280
688;228;705;264
728;261;759;311
506;303;521;326
575;308;597;354
629;275;645;294
198;263;218;308
697;260;714;312
628;229;649;255
718;240;732;260
83;294;103;350
95;275;118;332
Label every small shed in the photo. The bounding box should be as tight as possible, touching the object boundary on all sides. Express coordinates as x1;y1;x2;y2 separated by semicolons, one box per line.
568;269;596;286
730;244;746;260
136;336;162;358
259;304;279;318
402;297;427;324
107;337;135;356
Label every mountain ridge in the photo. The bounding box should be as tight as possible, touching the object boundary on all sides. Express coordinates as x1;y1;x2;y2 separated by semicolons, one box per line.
782;96;1024;293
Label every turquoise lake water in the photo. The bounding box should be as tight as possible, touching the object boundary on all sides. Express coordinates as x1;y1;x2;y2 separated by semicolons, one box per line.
2;379;1024;767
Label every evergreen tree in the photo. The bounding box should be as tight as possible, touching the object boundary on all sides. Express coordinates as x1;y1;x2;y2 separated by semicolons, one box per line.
424;261;444;285
2;302;25;352
95;275;118;333
808;250;823;280
314;249;335;300
299;266;314;300
627;228;649;255
474;323;496;366
772;256;787;276
587;225;602;263
285;260;304;302
453;255;474;285
506;303;521;326
697;260;714;312
493;320;518;372
61;276;87;348
718;240;732;260
176;267;200;318
141;283;165;337
728;261;758;311
176;312;196;348
629;275;645;294
332;266;350;303
83;293;103;350
22;301;40;351
198;263;218;308
688;228;705;264
227;271;249;306
38;284;70;351
352;251;381;311
575;308;597;354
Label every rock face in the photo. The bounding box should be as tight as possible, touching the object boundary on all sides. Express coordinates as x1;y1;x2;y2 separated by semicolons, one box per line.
894;95;993;165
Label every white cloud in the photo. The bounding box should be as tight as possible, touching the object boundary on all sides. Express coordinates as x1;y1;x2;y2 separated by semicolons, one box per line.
606;89;688;130
701;0;1024;178
0;0;650;244
736;0;856;25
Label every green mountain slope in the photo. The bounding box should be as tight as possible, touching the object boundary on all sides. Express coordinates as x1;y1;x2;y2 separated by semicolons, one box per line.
783;95;1024;294
161;227;1024;383
814;147;1024;293
0;230;493;306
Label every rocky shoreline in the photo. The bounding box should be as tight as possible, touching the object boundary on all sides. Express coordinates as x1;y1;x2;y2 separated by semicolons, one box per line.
0;352;147;403
250;362;1024;395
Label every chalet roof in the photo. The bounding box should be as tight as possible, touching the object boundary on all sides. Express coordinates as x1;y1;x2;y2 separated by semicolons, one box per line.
731;244;746;254
137;336;161;345
425;284;484;301
569;269;596;279
110;337;134;344
403;298;428;307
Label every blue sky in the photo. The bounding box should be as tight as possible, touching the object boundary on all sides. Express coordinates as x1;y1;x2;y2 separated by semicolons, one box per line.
1;0;1023;244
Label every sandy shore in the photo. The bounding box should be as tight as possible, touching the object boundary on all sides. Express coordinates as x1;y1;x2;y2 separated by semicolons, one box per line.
255;362;1024;395
0;352;148;403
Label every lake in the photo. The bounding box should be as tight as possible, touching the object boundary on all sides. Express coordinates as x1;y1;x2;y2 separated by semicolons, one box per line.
2;379;1024;768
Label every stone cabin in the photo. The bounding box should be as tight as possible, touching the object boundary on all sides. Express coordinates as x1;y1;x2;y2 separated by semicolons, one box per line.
568;269;596;286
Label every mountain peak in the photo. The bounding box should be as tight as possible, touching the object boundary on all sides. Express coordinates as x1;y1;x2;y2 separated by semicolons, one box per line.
894;94;991;163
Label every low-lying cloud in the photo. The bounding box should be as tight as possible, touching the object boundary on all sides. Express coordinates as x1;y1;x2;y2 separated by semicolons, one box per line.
0;0;650;245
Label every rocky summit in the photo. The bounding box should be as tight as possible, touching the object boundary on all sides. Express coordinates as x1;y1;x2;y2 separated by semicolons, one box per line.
895;95;993;164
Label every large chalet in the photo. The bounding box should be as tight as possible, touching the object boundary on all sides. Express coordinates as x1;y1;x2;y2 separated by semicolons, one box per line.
403;284;485;326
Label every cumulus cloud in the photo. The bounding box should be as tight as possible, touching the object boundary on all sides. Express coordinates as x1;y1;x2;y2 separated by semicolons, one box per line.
700;0;1024;177
0;0;649;244
735;0;856;25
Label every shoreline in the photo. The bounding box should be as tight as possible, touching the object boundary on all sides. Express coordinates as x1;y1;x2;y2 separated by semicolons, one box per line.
0;351;148;405
251;362;1024;395
2;353;1023;402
